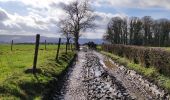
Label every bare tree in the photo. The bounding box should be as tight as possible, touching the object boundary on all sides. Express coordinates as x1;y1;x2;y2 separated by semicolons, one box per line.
158;18;170;46
103;25;114;44
58;19;72;54
129;17;143;45
122;18;128;44
104;15;170;47
142;16;153;46
104;16;127;44
153;19;161;46
60;0;96;50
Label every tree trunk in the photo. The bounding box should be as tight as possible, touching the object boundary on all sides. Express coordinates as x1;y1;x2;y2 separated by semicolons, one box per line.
74;35;79;51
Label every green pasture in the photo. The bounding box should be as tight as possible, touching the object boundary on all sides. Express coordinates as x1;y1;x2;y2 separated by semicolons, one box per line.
0;44;75;100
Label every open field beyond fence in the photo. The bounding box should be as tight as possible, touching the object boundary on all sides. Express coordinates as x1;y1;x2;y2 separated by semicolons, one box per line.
0;44;75;99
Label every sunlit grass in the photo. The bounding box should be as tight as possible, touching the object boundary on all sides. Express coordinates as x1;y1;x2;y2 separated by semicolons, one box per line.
0;44;75;99
96;45;102;51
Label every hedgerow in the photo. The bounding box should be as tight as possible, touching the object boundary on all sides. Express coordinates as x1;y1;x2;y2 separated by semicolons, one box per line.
102;44;170;76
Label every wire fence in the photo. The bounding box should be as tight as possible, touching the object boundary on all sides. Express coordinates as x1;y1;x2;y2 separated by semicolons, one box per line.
0;34;74;74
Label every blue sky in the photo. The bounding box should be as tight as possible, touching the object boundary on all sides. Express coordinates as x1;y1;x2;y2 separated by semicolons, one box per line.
0;0;170;39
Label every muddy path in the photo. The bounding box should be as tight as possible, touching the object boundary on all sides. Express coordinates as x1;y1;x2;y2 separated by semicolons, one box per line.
52;48;169;100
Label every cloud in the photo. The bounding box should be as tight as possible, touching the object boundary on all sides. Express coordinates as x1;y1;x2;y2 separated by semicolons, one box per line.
81;29;105;39
0;8;9;21
0;0;71;38
93;0;170;9
0;0;129;39
0;0;73;9
94;11;127;29
0;0;169;39
79;11;127;39
0;7;55;36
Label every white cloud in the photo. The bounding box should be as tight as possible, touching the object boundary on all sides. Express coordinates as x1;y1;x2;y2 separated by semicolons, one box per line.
93;0;170;9
81;29;105;39
2;0;169;10
0;8;9;21
0;0;73;8
0;0;129;39
79;11;127;39
0;0;97;38
0;8;53;36
1;0;169;39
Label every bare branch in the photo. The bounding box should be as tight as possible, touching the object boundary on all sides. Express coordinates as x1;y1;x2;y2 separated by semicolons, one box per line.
58;0;96;50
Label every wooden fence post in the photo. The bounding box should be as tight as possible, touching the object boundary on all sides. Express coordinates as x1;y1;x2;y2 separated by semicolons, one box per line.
66;39;68;54
71;42;73;51
68;43;70;50
11;40;13;51
45;40;46;50
33;34;40;74
56;38;61;60
68;39;70;50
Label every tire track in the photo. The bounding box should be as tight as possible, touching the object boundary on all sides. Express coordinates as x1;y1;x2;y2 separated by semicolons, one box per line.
53;48;170;100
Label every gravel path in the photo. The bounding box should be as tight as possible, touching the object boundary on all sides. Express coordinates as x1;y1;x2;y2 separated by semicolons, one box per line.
83;52;131;100
53;48;170;100
63;51;87;100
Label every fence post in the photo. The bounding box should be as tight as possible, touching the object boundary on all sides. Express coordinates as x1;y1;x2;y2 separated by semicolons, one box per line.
33;34;40;74
71;42;73;51
11;40;13;51
68;43;70;50
66;39;68;54
45;40;46;50
68;39;70;50
56;38;61;60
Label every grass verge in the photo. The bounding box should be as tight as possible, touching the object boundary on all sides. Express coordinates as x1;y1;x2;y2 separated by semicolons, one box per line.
101;51;170;93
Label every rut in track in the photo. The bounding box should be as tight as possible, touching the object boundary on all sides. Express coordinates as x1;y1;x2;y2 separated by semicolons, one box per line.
52;49;169;100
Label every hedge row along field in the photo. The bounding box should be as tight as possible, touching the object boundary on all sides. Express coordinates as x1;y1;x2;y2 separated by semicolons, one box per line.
102;44;170;76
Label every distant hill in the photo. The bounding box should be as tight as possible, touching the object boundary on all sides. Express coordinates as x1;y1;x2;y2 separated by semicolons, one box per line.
0;35;103;44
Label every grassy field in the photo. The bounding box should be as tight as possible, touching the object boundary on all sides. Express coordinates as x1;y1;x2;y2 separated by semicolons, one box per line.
0;44;75;100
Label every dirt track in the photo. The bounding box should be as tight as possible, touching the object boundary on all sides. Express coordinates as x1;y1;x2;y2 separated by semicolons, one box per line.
53;48;170;100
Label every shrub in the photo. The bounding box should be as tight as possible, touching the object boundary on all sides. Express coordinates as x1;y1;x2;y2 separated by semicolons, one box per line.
85;41;97;49
102;44;170;76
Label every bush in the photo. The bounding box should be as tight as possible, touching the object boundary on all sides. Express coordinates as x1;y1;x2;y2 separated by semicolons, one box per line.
85;41;97;49
102;44;170;76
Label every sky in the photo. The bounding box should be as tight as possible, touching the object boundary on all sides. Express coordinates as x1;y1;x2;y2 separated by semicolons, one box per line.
0;0;170;39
